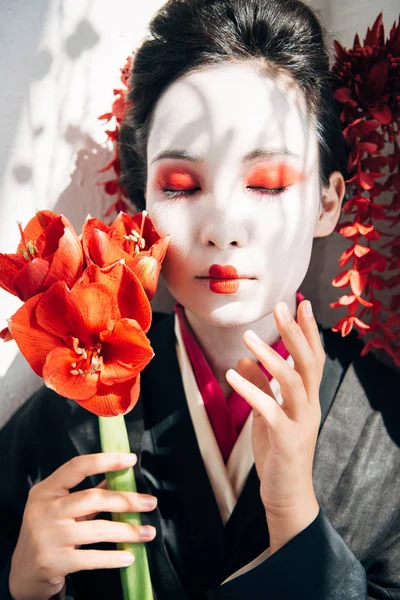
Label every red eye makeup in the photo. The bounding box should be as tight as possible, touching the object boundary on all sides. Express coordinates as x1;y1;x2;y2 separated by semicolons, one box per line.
157;167;200;192
246;163;304;191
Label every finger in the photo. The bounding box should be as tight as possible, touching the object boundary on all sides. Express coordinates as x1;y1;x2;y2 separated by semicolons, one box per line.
297;300;326;380
58;488;158;520
274;302;319;400
76;479;108;522
66;520;156;547
242;329;307;418
64;548;136;573
236;358;277;418
225;368;285;428
42;453;138;494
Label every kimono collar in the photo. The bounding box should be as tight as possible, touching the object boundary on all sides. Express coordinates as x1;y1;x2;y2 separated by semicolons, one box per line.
174;292;304;462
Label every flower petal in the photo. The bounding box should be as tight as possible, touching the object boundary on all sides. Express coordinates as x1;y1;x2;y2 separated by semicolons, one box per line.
100;318;154;384
0;326;13;342
44;219;84;289
8;294;60;376
109;212;136;240
77;375;141;417
36;280;115;345
16;210;58;253
13;258;50;301
88;229;125;266
149;235;170;263
128;254;161;301
43;346;99;400
132;213;160;247
78;262;151;332
0;252;28;296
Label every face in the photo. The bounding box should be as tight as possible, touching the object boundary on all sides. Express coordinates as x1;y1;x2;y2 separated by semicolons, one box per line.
146;62;334;327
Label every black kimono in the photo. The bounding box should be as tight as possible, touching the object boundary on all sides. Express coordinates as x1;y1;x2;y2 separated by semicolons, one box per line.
0;312;399;599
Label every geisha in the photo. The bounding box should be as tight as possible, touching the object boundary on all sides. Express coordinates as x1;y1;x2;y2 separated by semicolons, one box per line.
1;0;399;599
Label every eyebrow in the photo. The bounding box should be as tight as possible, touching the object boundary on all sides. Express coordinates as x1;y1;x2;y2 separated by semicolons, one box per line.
151;148;301;164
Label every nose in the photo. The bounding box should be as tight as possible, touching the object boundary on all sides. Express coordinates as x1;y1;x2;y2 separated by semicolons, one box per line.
199;213;248;249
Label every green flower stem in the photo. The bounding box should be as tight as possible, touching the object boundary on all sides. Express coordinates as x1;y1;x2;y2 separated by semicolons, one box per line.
98;415;153;600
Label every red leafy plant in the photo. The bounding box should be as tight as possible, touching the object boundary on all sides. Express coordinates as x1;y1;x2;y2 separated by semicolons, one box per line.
330;13;400;365
1;209;169;600
97;55;133;218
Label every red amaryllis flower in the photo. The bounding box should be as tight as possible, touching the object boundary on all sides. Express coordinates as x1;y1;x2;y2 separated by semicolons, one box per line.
8;261;153;416
0;210;84;302
82;211;170;300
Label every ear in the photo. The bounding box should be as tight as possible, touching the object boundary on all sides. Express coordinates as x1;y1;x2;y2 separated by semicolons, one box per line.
314;171;345;238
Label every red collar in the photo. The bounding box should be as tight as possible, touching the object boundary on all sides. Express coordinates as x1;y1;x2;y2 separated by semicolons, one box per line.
175;293;304;463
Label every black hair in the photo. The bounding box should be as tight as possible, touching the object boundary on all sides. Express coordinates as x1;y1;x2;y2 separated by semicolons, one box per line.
119;0;348;210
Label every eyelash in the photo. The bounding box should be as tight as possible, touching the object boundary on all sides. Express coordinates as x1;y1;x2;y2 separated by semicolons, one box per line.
161;186;288;201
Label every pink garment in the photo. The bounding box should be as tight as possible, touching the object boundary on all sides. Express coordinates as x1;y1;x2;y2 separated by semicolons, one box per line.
175;292;304;463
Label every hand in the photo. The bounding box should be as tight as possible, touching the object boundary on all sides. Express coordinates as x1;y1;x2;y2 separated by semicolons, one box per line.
226;300;324;553
9;453;158;600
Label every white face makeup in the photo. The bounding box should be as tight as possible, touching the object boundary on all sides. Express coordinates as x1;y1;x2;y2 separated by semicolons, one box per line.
146;62;322;327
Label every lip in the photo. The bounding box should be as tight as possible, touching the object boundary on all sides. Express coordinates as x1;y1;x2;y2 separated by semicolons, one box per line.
195;264;256;295
208;264;238;279
196;264;255;279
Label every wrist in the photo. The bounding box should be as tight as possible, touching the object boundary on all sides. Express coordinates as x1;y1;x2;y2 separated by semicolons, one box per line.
266;495;320;554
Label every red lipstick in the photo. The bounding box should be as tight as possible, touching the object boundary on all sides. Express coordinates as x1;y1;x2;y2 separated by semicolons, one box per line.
208;264;240;294
208;264;238;279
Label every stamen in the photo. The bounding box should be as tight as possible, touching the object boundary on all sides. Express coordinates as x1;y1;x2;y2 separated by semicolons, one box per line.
73;338;83;355
26;241;38;256
140;210;148;238
17;222;26;247
77;369;85;376
70;369;79;375
19;250;30;261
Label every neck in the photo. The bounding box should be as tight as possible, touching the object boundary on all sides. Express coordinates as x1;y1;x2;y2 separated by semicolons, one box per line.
184;293;297;396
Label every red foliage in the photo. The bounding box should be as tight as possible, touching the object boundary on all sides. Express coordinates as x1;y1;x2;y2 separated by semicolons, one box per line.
331;14;400;365
97;55;134;219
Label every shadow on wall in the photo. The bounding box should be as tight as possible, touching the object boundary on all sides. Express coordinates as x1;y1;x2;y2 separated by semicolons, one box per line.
0;0;51;188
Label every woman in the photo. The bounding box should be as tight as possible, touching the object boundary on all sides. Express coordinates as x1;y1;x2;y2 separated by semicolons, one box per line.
1;0;399;598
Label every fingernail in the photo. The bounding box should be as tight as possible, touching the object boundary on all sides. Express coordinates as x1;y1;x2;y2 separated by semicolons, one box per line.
121;454;137;465
120;553;135;565
226;369;241;383
304;300;313;317
140;526;156;538
277;302;291;321
246;330;263;346
139;496;158;510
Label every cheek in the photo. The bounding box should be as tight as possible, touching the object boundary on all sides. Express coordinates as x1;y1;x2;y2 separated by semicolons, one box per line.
147;201;196;271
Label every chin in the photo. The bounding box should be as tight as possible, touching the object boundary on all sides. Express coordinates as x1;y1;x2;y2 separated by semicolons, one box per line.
181;294;272;328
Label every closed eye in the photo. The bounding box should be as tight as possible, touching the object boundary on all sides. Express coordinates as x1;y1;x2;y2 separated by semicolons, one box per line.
162;186;288;200
162;187;201;199
247;186;288;196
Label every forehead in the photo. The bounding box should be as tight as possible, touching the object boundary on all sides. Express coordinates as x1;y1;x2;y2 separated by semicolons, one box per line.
147;62;317;166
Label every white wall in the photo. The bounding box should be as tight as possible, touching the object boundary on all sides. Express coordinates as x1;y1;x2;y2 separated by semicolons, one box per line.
0;0;398;426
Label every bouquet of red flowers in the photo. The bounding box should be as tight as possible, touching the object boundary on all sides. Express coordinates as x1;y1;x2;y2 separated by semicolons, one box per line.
0;208;170;600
